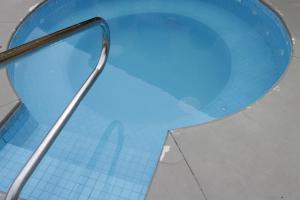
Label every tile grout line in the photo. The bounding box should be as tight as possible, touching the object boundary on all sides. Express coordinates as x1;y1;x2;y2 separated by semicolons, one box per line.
170;133;208;200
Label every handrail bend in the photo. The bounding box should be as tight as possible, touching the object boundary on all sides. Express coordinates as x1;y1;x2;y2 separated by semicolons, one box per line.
0;17;110;200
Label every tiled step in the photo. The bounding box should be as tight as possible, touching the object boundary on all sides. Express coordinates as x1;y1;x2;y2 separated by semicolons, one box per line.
0;140;149;200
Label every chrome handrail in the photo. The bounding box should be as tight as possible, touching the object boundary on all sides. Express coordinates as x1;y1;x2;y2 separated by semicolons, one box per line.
0;17;110;200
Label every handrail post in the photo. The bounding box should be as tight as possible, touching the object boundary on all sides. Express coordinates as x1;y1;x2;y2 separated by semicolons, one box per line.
0;17;110;200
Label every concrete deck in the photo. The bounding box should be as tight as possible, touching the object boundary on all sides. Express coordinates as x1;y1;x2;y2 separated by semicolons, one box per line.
1;0;300;199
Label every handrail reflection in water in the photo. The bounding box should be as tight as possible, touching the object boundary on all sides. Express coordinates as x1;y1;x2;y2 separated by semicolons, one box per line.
0;17;110;200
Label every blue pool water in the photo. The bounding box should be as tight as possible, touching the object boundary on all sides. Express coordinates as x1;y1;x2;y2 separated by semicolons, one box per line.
0;0;291;199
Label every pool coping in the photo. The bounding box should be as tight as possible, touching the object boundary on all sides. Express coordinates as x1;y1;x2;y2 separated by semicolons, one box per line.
0;0;300;199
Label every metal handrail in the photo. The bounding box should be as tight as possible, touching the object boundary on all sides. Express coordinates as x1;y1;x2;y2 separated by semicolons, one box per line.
0;17;110;200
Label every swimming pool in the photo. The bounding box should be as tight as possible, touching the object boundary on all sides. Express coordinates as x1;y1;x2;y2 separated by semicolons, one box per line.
0;0;292;199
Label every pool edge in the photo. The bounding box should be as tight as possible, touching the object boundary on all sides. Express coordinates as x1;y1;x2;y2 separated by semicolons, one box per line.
0;0;45;129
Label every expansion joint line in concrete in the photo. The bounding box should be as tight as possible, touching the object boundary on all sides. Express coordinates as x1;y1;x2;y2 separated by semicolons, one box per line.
170;133;209;200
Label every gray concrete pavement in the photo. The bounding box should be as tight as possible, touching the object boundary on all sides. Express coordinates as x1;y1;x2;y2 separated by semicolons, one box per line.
146;135;207;200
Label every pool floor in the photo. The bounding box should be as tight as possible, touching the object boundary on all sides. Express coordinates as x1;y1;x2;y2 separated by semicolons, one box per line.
0;105;156;200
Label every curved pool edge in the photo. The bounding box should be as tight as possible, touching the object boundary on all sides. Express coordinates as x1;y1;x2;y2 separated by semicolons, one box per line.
163;0;294;131
1;0;294;133
0;0;299;199
0;0;45;129
148;1;300;200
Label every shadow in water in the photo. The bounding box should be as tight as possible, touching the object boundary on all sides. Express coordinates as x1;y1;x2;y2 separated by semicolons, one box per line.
76;120;125;198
